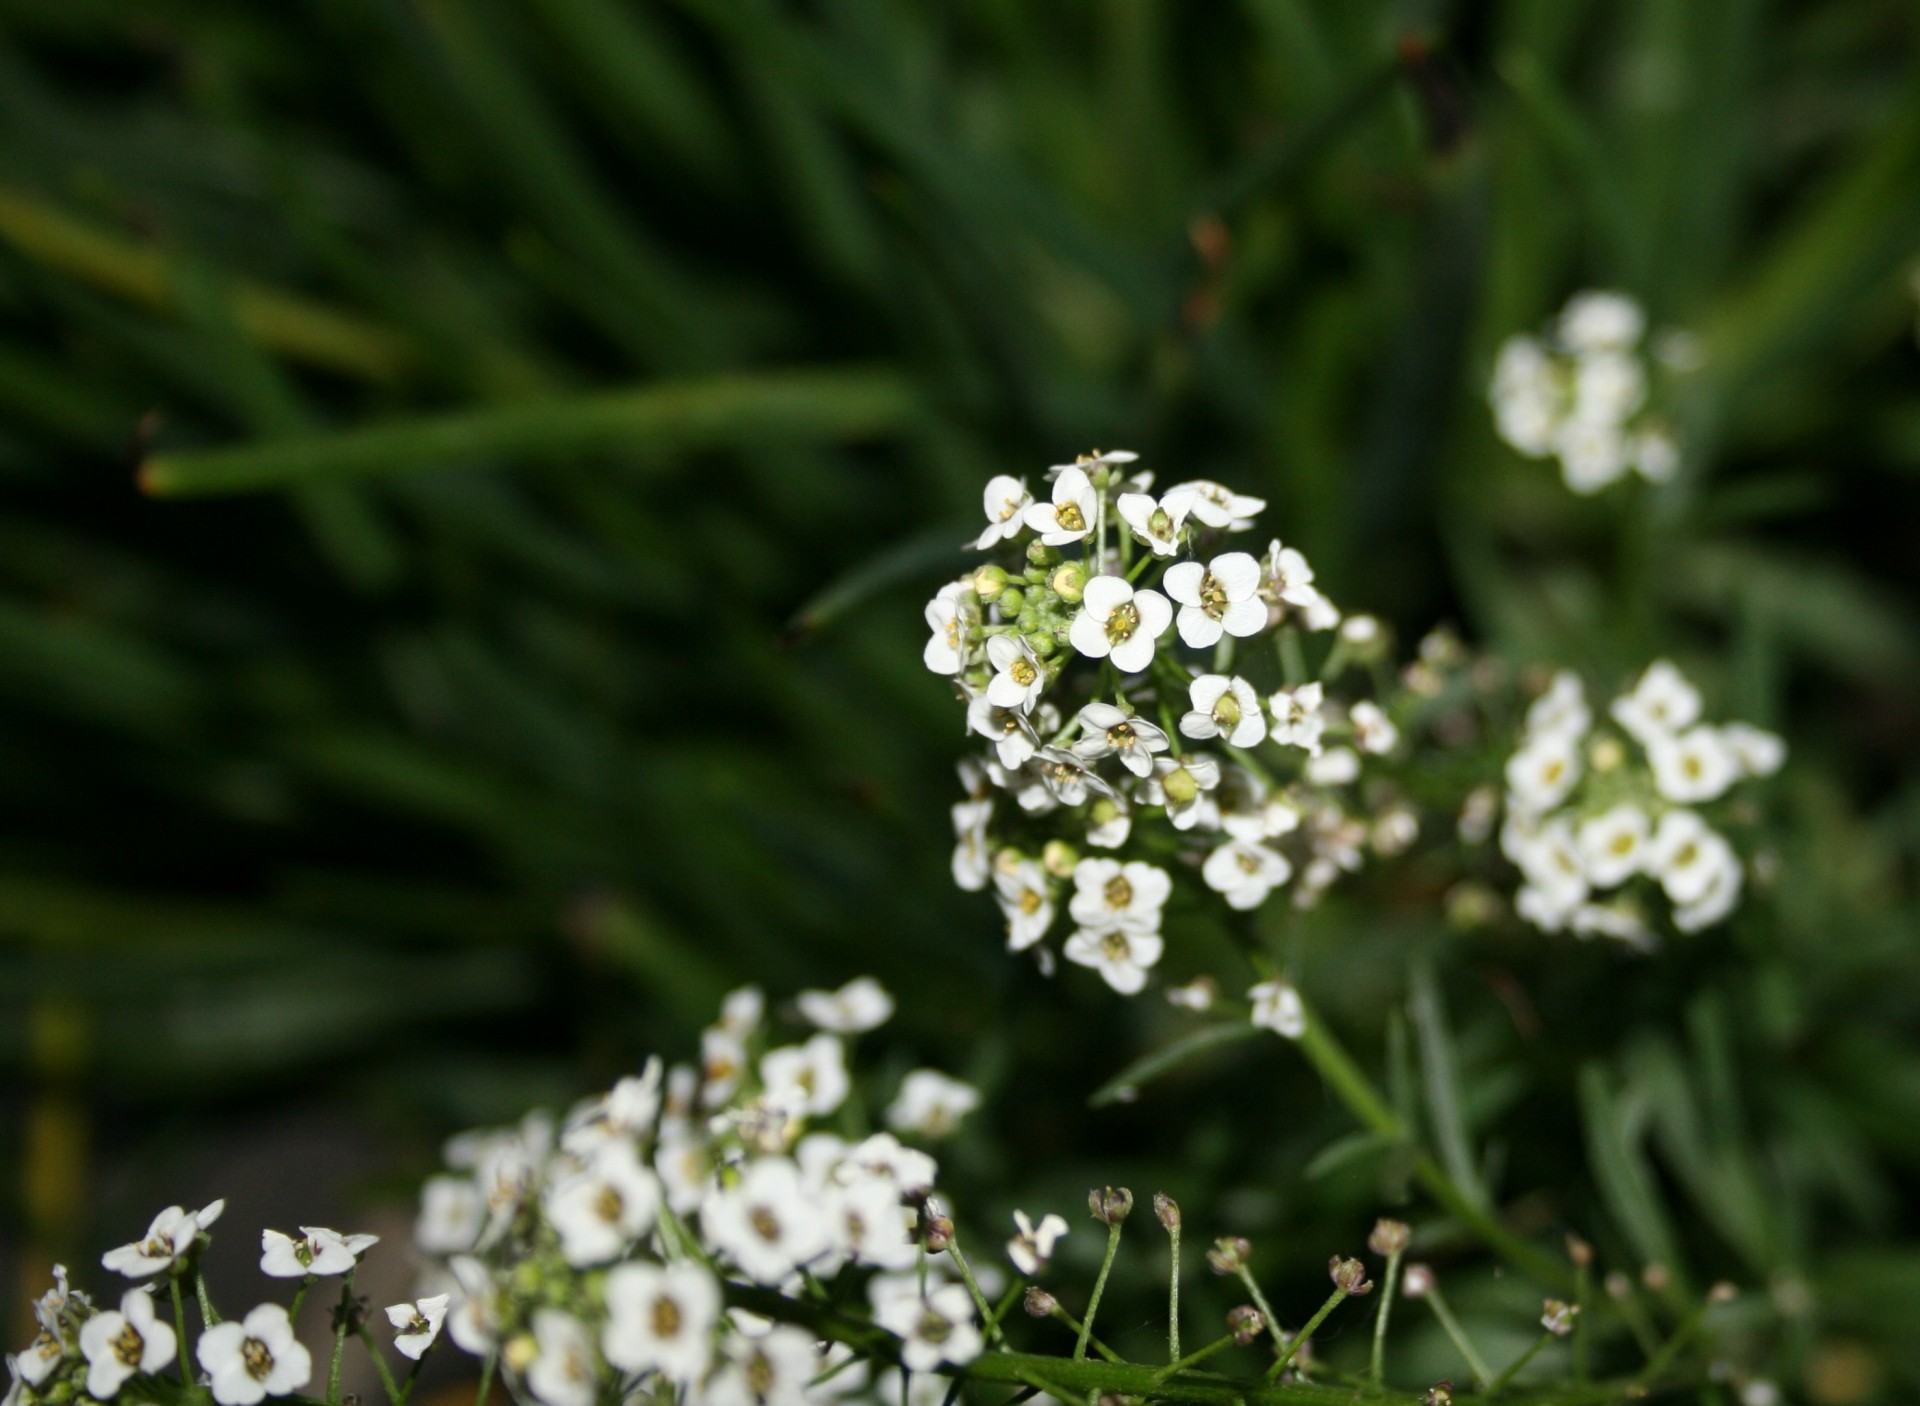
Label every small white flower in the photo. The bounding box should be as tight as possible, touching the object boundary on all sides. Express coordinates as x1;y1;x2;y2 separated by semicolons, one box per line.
701;1158;830;1284
1372;806;1419;856
1248;980;1305;1038
1646;811;1737;906
1504;731;1582;814
1305;747;1359;786
1171;479;1265;532
78;1288;176;1398
701;1026;751;1107
1632;426;1680;482
1165;551;1265;648
951;798;992;892
985;634;1047;712
876;1283;983;1373
1181;674;1266;747
1647;725;1739;804
1526;670;1592;741
101;1201;225;1280
1674;857;1743;933
1350;700;1398;755
444;1256;498;1357
718;986;766;1037
1269;683;1326;755
13;1332;62;1389
1721;722;1786;778
561;1061;663;1154
524;1311;596;1406
1115;486;1197;556
1202;841;1293;910
1140;753;1222;830
1554;417;1630;493
1069;577;1172;673
542;1139;661;1267
994;860;1055;952
1024;466;1099;545
1571;350;1647;424
1031;747;1115;807
384;1295;450;1363
1558;291;1645;354
842;1133;938;1197
1611;660;1702;742
1006;1211;1069;1276
1063;927;1164;995
826;1178;917;1271
886;1070;982;1139
796;977;895;1034
1165;977;1218;1012
922;582;974;676
1085;793;1131;848
1577;804;1650;888
259;1227;378;1279
706;1325;819;1406
1072;703;1169;778
1513;817;1591;916
603;1261;719;1382
761;1033;851;1119
967;694;1039;769
1491;336;1561;456
1569;902;1652;948
196;1304;310;1406
975;475;1032;548
414;1177;482;1255
1069;858;1170;932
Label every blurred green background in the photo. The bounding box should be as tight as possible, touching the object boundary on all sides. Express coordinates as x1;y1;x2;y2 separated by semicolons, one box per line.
3;0;1919;1400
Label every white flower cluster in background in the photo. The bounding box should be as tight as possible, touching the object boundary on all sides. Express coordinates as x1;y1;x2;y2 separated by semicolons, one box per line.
1497;661;1784;942
931;451;1421;997
1490;290;1697;494
411;979;986;1406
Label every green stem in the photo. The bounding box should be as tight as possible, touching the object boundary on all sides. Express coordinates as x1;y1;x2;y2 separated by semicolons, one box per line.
1232;1265;1286;1353
1423;1284;1493;1388
1372;1250;1404;1387
473;1351;496;1406
1609;1282;1662;1359
1146;1332;1237;1387
1264;1288;1346;1383
1166;1220;1182;1363
194;1270;222;1327
1573;1260;1591;1384
1041;1302;1124;1365
943;1234;1005;1348
1074;1222;1123;1362
1489;1332;1554;1396
1278;630;1307;686
356;1326;404;1406
1634;1298;1712;1389
169;1277;193;1387
327;1274;355;1406
289;1278;313;1328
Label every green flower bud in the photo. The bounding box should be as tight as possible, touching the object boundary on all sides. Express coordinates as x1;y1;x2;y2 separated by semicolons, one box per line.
1042;840;1079;878
1026;541;1062;568
972;564;1009;601
1088;1186;1133;1225
1049;561;1088;603
1030;631;1058;657
998;587;1026;615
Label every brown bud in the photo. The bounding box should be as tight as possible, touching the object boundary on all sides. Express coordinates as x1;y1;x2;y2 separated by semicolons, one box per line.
1227;1305;1265;1346
1329;1255;1375;1296
1541;1300;1579;1337
1401;1263;1435;1298
1424;1384;1455;1406
1708;1282;1738;1304
1565;1234;1593;1269
1207;1236;1251;1275
1642;1262;1672;1293
1604;1272;1633;1300
1153;1193;1181;1233
923;1215;954;1253
1368;1218;1411;1257
1088;1186;1133;1226
1023;1287;1059;1319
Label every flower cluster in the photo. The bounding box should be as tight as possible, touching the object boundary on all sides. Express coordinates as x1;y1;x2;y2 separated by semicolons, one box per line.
411;979;985;1406
1496;661;1784;941
1490;290;1694;493
933;452;1418;996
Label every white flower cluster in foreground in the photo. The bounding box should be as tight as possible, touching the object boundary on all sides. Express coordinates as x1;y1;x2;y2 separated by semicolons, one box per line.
1499;661;1784;941
412;979;985;1406
1490;290;1695;494
933;452;1420;996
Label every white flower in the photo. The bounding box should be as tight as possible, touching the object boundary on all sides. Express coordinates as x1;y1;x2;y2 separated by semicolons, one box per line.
101;1201;225;1279
414;1177;482;1255
13;1331;62;1389
1165;978;1218;1012
445;1257;498;1357
1577;804;1650;888
1526;671;1592;741
1172;480;1265;532
1269;683;1326;755
1007;1211;1069;1276
875;1283;982;1373
1140;754;1222;829
1202;841;1293;910
967;695;1039;769
1610;660;1701;742
259;1227;378;1279
1721;722;1786;778
562;1061;663;1154
524;1311;596;1406
887;1070;981;1139
1031;747;1114;807
702;1028;751;1110
1505;731;1582;813
1571;350;1646;424
718;986;766;1038
1072;703;1169;778
922;581;974;676
761;1033;852;1118
1063;927;1164;995
1306;747;1359;786
543;1139;661;1267
1069;858;1170;932
1513;817;1591;914
1248;980;1306;1038
1491;336;1561;455
842;1133;938;1197
196;1304;310;1406
1024;466;1099;545
702;1158;829;1284
78;1289;175;1398
985;634;1047;712
1674;857;1743;933
797;977;895;1034
1570;902;1652;948
1647;725;1739;804
1069;577;1172;673
1558;291;1645;354
1181;674;1266;748
1555;417;1629;493
369;1295;445;1366
951;798;992;892
994;860;1054;952
706;1326;818;1406
603;1261;719;1382
975;475;1032;548
655;1132;714;1214
1115;486;1197;557
1164;552;1265;648
1633;426;1680;483
825;1178;917;1271
1350;700;1398;755
1646;811;1737;905
1085;793;1131;848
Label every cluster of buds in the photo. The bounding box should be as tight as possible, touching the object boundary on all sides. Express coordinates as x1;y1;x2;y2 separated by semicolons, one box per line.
932;451;1423;996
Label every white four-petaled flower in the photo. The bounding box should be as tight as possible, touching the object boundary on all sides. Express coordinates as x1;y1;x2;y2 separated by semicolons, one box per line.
975;475;1032;548
259;1227;379;1279
1248;980;1306;1038
602;1260;720;1383
1165;552;1265;648
1115;486;1197;557
1181;674;1266;748
384;1295;450;1362
796;977;895;1034
196;1304;310;1406
886;1070;982;1139
78;1289;176;1398
1006;1211;1069;1276
1071;703;1169;778
1069;577;1171;673
102;1201;226;1280
1024;466;1099;546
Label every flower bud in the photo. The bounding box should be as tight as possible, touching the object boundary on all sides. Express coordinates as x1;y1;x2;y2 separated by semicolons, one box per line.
1368;1219;1411;1257
1565;1234;1593;1269
1401;1263;1435;1298
972;565;1009;601
1029;630;1058;657
1422;1385;1454;1406
923;1215;955;1253
1207;1237;1251;1275
1604;1272;1632;1300
1153;1193;1181;1233
1024;1287;1059;1319
1227;1305;1265;1346
503;1334;539;1374
998;587;1027;616
1088;1186;1133;1226
1541;1300;1578;1337
1049;561;1088;604
1026;541;1062;568
1589;735;1626;773
1708;1282;1738;1304
1642;1262;1671;1293
1042;840;1079;879
1329;1256;1374;1296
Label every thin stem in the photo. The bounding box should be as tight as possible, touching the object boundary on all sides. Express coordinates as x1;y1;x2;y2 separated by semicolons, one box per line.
327;1274;355;1406
1372;1249;1404;1386
1423;1284;1493;1388
1634;1298;1712;1389
1074;1223;1123;1362
289;1278;313;1328
398;1355;427;1406
1231;1266;1286;1353
987;1283;1023;1335
169;1277;193;1387
1040;1302;1123;1365
1263;1287;1346;1383
1166;1220;1182;1363
1489;1332;1554;1396
1146;1332;1236;1386
194;1269;222;1326
943;1234;1005;1348
355;1325;404;1406
472;1350;496;1406
1573;1260;1591;1384
1278;630;1306;686
1609;1284;1662;1359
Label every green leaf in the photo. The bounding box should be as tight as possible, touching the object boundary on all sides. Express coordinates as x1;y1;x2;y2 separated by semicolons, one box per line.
1088;1021;1261;1107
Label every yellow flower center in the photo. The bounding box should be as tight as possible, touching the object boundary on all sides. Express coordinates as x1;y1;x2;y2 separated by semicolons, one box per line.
1104;601;1140;644
1055;502;1086;532
1104;876;1133;909
242;1339;275;1382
